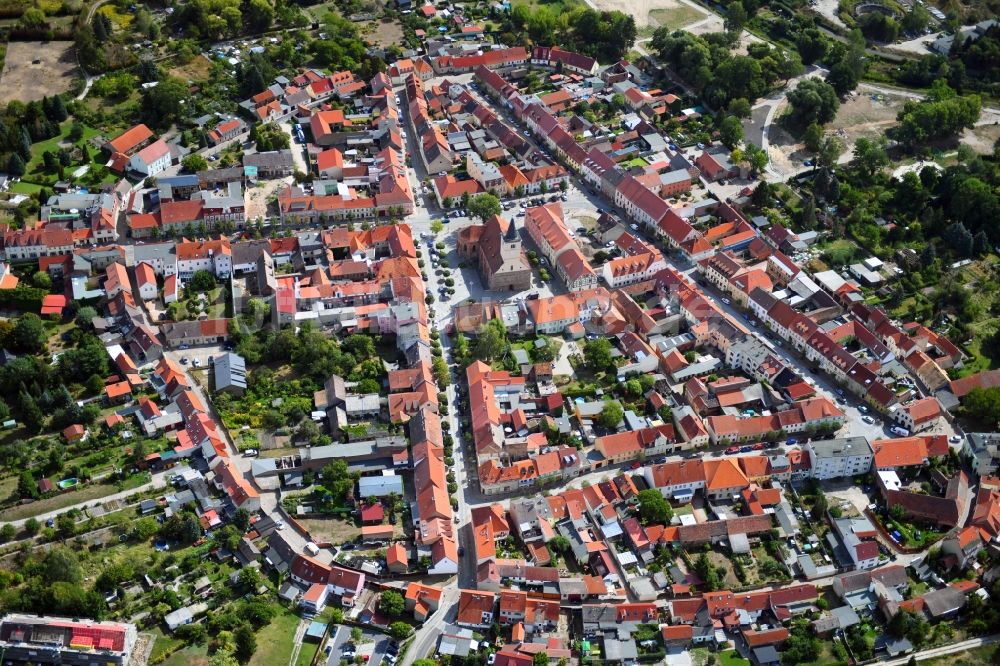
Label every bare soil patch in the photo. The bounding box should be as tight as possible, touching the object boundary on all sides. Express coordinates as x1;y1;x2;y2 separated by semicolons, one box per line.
0;41;77;103
360;18;404;49
594;0;708;28
297;516;360;545
962;122;1000;155
648;2;707;29
767;91;907;177
170;54;213;82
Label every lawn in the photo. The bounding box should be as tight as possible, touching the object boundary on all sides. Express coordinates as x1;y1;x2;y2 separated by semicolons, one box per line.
160;643;210;666
674;503;694;516
26;122;100;174
819;239;859;267
148;628;186;665
0;473;150;521
9;180;44;194
720;649;750;666
295;640;321;666
649;4;706;29
247;609;303;666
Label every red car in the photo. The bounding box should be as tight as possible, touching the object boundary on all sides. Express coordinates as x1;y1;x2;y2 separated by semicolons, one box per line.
725;446;740;454
752;442;765;450
631;460;642;470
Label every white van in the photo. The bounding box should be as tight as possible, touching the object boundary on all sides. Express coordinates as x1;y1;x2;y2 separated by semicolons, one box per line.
890;426;910;437
305;542;320;556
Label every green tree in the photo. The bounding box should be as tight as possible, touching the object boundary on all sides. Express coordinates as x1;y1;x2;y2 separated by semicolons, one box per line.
24;517;40;536
468;193;502;222
963;386;1000;427
727;98;752;119
475;318;509;363
858;12;899;43
901;3;929;33
44;547;82;584
637;488;674;525
743;142;768;174
786;79;840;127
851;137;889;177
533;653;549;666
321;459;353;503
888;94;982;146
719;116;744;150
803;122;824;154
245;0;274;31
140;77;190;128
725;0;747;33
56;513;76;539
19;390;44;434
380;590;405;617
549;535;571;553
389;621;413;640
598;400;624;429
19;6;46;28
182;153;208;173
6;154;25;178
233;508;251;532
12;313;46;352
17;470;37;499
233;623;256;663
796;28;827;65
584;338;614;373
189;270;216;292
0;523;15;543
817;136;845;169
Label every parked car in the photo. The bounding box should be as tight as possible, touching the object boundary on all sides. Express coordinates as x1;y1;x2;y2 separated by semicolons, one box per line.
862;416;876;424
949;435;962;443
725;446;740;454
751;443;765;450
858;405;869;413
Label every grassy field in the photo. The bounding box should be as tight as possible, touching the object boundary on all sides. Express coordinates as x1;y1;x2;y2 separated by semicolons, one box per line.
648;4;705;28
148;628;186;664
924;644;995;666
0;474;150;522
247;610;303;666
511;0;582;12
170;54;214;82
161;644;210;666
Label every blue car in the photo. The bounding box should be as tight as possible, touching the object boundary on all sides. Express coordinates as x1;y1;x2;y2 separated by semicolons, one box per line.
786;437;797;445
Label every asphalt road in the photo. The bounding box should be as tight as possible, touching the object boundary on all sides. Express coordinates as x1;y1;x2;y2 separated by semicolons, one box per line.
325;625;349;666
